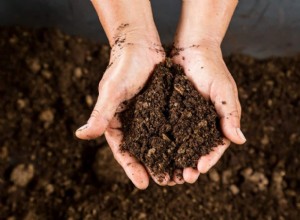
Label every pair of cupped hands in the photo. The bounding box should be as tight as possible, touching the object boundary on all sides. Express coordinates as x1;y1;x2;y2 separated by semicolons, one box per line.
75;32;246;189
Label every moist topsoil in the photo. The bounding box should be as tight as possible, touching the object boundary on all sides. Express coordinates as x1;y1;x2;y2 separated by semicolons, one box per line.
0;27;299;220
120;60;223;178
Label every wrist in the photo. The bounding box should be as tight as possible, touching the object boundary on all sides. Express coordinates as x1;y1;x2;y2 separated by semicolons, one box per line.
174;0;237;49
92;0;161;47
171;41;223;62
110;25;162;49
172;38;222;56
173;35;222;51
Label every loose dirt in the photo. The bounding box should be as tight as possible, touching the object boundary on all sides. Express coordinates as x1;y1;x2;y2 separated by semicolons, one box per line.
120;60;223;178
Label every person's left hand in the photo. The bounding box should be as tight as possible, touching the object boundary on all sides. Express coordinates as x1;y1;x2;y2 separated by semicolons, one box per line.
170;44;246;184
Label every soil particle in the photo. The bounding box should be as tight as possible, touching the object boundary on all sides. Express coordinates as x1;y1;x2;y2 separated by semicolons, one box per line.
73;67;83;79
229;184;240;195
85;95;93;107
119;60;223;177
222;169;233;185
10;164;35;187
41;70;52;79
24;211;39;220
39;109;55;127
271;170;285;197
117;23;129;31
45;183;55;196
17;99;27;109
26;58;41;74
242;168;269;191
0;146;8;160
208;169;220;182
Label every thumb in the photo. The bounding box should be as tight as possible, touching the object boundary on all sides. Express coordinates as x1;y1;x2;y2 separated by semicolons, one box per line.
76;83;120;140
212;84;246;145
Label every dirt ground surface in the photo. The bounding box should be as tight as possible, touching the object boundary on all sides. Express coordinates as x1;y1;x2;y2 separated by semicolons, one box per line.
0;27;299;220
120;60;223;178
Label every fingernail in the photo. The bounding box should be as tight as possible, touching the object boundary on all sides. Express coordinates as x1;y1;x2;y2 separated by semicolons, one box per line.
76;124;89;132
236;128;246;142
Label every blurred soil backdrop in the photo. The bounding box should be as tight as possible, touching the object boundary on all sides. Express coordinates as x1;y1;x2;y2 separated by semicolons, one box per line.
0;27;299;220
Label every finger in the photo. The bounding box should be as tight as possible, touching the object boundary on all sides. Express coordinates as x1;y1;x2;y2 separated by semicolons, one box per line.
76;83;120;140
105;119;149;190
168;181;177;186
183;167;200;184
211;82;246;145
173;169;184;184
147;167;170;186
197;138;230;173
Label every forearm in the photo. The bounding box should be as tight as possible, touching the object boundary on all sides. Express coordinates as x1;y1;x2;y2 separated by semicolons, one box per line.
91;0;161;47
174;0;238;47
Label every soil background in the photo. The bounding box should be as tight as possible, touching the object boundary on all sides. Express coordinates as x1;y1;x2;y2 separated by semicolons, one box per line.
0;27;299;220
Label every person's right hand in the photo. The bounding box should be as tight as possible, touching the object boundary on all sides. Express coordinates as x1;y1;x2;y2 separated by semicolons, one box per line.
75;38;169;189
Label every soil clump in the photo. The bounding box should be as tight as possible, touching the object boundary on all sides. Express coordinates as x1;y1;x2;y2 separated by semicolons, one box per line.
120;60;223;178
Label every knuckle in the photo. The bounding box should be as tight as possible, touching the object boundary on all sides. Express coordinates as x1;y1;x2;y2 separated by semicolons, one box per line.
90;109;100;119
98;80;124;102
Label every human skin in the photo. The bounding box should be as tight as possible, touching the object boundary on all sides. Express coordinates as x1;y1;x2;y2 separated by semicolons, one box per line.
75;0;169;189
171;0;246;184
76;0;246;188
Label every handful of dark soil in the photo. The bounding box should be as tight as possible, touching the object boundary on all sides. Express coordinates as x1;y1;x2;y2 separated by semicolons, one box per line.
119;59;223;178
